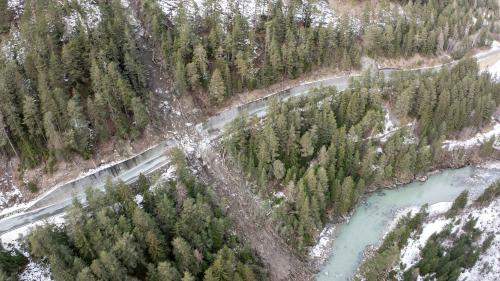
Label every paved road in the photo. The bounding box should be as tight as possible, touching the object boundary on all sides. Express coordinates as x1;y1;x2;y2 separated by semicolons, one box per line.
203;47;500;131
1;48;499;235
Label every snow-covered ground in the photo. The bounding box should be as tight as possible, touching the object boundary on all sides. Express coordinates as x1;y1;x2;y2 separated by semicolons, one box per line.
7;0;23;18
399;217;451;269
443;118;500;151
367;105;416;143
2;0;102;63
309;224;336;259
155;0;356;29
395;198;500;280
0;172;22;210
485;60;500;81
63;0;102;35
0;213;64;281
458;199;500;281
475;41;500;61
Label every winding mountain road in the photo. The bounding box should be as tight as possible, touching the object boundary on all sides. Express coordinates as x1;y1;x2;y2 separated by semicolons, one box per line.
1;46;499;244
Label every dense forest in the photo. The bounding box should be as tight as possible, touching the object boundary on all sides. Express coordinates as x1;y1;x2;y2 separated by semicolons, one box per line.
0;0;149;168
0;0;497;170
223;59;499;253
12;149;265;281
364;0;498;58
356;182;500;281
137;0;497;103
138;0;361;103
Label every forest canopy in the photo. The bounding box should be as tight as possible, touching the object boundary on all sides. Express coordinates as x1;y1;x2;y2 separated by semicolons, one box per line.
223;58;499;253
24;149;266;281
0;0;149;168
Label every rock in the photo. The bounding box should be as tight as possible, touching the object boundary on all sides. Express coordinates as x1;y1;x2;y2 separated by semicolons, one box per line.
417;175;428;182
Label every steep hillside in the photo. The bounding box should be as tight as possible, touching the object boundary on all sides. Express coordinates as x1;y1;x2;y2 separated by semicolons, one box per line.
222;58;500;254
355;181;500;281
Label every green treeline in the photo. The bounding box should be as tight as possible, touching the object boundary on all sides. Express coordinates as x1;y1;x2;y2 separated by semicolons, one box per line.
355;206;427;281
0;0;149;168
402;190;495;281
356;183;498;281
364;0;497;58
474;180;500;206
138;0;361;103
223;59;499;253
26;149;265;281
1;0;497;168
403;219;492;281
390;59;499;142
137;0;496;104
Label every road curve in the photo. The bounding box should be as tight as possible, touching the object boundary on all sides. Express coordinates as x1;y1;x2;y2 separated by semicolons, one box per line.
1;48;499;235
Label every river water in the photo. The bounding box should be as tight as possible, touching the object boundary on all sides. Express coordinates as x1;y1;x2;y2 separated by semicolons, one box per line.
317;164;500;281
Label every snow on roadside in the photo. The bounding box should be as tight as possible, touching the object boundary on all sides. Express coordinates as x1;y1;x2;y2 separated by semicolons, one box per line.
1;214;64;281
442;119;500;151
1;214;65;249
475;41;500;60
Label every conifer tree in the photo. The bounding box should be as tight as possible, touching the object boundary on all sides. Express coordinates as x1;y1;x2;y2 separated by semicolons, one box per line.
209;69;226;105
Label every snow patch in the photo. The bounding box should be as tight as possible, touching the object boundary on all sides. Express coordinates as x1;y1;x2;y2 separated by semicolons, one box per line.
1;28;26;63
18;261;52;281
273;191;286;199
485;60;500;81
394;199;500;280
7;0;23;18
478;161;500;170
154;0;357;30
443;119;500;151
134;194;143;207
309;224;336;259
457;199;500;281
399;218;451;270
0;184;23;210
427;202;453;216
161;165;177;181
76;0;102;30
0;213;64;281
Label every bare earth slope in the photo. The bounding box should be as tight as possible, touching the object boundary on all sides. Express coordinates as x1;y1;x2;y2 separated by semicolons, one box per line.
195;143;313;281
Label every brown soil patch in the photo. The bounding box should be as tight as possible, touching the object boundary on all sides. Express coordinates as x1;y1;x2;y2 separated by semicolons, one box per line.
196;144;313;281
377;53;452;69
328;0;368;16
